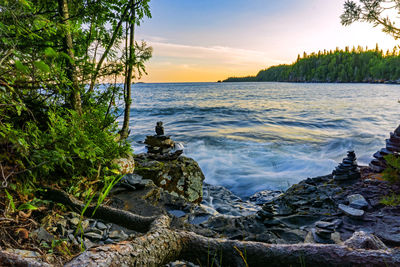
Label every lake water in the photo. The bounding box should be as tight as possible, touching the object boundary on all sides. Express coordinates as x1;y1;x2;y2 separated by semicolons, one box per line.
124;82;400;198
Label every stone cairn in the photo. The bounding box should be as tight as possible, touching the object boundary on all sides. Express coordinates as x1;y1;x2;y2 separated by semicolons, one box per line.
332;151;360;181
144;121;175;155
370;125;400;172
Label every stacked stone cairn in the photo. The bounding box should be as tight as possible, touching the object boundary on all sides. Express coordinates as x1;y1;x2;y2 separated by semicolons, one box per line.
370;124;400;172
311;220;339;244
332;151;360;181
145;121;175;154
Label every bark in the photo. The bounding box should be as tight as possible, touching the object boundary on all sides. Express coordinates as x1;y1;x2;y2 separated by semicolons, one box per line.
120;1;135;140
65;215;400;267
44;188;400;267
58;0;82;115
41;188;157;233
65;215;182;267
0;250;51;267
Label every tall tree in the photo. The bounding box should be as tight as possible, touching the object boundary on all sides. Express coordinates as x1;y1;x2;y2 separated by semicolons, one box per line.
58;0;83;114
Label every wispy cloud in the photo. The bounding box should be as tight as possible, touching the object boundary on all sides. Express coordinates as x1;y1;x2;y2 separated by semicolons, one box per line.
147;41;284;67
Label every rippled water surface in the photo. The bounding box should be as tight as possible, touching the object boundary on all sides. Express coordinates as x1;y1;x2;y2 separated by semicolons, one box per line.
123;82;400;198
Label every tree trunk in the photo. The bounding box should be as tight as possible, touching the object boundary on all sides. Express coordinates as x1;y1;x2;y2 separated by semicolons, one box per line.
66;215;400;267
58;0;82;115
88;2;131;93
0;250;51;267
43;188;400;267
120;2;135;140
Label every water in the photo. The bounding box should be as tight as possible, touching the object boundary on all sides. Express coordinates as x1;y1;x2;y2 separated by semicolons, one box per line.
123;82;400;198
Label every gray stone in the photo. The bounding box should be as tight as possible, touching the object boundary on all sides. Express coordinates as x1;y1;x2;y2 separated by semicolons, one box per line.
96;222;107;230
344;231;388;250
84;232;103;241
347;194;368;210
338;204;364;218
84;238;95;249
108;230;129;241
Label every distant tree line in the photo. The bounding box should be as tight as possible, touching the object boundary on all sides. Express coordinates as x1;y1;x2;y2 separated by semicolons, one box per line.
224;45;400;83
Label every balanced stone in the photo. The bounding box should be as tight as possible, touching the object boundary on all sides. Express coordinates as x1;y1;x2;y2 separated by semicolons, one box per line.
145;122;175;155
156;121;164;135
347;194;368;210
333;151;360;181
370;125;400;172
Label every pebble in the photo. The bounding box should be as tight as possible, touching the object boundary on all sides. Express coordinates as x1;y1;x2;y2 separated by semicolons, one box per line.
84;232;103;241
70;217;79;226
96;222;107;230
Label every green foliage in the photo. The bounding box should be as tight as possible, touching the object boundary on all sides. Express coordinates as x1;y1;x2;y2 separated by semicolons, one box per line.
382;154;400;184
0;0;152;196
381;194;400;206
224;46;400;83
341;0;400;40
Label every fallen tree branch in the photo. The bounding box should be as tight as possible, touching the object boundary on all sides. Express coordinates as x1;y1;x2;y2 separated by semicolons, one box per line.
0;250;51;267
66;215;400;267
43;188;400;266
41;188;157;233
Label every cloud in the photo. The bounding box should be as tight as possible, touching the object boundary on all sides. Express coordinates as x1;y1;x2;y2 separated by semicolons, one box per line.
148;41;284;68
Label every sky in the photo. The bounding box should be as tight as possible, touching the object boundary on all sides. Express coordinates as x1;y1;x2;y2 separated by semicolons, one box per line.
135;0;400;83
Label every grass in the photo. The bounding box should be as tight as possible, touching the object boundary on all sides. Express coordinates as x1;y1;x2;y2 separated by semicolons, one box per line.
380;194;400;206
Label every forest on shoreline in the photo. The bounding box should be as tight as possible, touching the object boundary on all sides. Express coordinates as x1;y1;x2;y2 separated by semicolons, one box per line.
224;46;400;83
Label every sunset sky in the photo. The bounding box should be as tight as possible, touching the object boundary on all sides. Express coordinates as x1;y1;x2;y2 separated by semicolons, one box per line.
136;0;399;83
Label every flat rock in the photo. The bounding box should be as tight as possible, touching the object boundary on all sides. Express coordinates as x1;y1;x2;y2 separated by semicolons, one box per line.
338;204;364;218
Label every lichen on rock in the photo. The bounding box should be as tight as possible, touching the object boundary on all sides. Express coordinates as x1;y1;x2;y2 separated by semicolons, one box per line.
133;154;205;204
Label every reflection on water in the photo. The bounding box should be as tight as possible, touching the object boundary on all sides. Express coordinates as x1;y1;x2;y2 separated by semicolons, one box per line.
122;82;400;198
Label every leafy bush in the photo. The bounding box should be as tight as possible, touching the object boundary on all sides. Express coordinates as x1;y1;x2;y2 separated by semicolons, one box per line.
382;154;400;184
0;84;131;190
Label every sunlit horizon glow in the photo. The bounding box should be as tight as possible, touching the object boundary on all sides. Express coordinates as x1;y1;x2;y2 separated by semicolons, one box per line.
134;0;399;83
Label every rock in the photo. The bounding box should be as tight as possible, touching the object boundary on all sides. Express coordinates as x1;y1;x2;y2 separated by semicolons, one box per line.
249;190;283;205
344;231;388;250
108;230;129;241
134;154;205;203
32;227;55;243
333;151;360;181
84;232;103;241
96;222;107;231
84;238;95;249
202;183;260;217
111;156;135;175
70;217;80;226
338;204;364;218
118;174;153;191
370;125;400;172
347;194;368;210
155;121;164;136
310;228;334;244
315;221;335;230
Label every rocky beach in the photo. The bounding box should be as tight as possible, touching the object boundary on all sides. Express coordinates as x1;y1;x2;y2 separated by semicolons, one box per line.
3;123;400;266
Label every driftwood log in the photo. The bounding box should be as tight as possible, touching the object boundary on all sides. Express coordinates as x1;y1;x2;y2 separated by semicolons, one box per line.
0;250;52;267
42;188;157;232
42;188;400;267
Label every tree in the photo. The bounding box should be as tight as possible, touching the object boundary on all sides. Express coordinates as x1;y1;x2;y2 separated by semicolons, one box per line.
120;0;153;140
341;0;400;39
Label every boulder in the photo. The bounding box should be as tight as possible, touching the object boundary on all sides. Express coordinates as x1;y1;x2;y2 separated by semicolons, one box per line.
344;231;388;250
111;156;135;175
133;154;205;203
